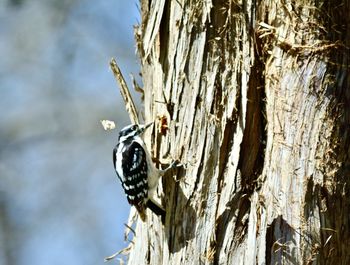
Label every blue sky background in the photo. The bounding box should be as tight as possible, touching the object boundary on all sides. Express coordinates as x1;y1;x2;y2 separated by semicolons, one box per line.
0;1;141;264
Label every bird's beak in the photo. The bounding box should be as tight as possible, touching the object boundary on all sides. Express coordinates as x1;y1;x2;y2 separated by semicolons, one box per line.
139;121;153;134
144;122;154;130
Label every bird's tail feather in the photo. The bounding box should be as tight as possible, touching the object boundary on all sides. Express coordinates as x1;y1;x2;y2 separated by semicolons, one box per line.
146;199;165;224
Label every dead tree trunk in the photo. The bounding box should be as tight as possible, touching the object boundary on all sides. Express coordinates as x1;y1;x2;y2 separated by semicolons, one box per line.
125;0;350;264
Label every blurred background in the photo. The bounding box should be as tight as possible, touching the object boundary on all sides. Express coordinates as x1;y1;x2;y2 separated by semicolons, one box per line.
0;0;141;264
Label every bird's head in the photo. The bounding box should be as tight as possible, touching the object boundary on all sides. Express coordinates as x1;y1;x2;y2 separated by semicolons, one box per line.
118;122;153;142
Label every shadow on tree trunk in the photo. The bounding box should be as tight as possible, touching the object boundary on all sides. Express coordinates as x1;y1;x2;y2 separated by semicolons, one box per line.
164;175;197;254
265;215;299;265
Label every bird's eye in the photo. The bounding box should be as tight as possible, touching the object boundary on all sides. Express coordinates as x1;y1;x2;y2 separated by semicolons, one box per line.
131;125;137;131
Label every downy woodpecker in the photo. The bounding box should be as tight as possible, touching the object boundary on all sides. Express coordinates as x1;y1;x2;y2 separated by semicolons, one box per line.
113;122;175;221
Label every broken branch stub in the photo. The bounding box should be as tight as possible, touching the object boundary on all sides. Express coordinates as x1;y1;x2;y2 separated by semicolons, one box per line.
110;58;139;125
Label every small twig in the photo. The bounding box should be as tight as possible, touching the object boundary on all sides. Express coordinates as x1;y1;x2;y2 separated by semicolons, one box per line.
123;223;136;241
130;74;144;102
110;58;139;124
104;244;132;262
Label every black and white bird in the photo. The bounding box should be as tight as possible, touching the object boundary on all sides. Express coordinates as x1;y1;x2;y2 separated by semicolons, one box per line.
113;122;175;222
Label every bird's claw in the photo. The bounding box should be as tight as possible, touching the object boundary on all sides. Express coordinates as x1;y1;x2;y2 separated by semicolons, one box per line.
170;160;183;169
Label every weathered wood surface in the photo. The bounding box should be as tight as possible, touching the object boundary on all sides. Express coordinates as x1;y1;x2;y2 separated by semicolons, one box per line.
125;0;349;264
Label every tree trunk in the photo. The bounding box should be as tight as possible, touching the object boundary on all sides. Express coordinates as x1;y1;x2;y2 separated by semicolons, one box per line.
125;0;349;264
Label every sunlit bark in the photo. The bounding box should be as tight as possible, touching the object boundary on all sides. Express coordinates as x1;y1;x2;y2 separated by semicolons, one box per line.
126;0;349;264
